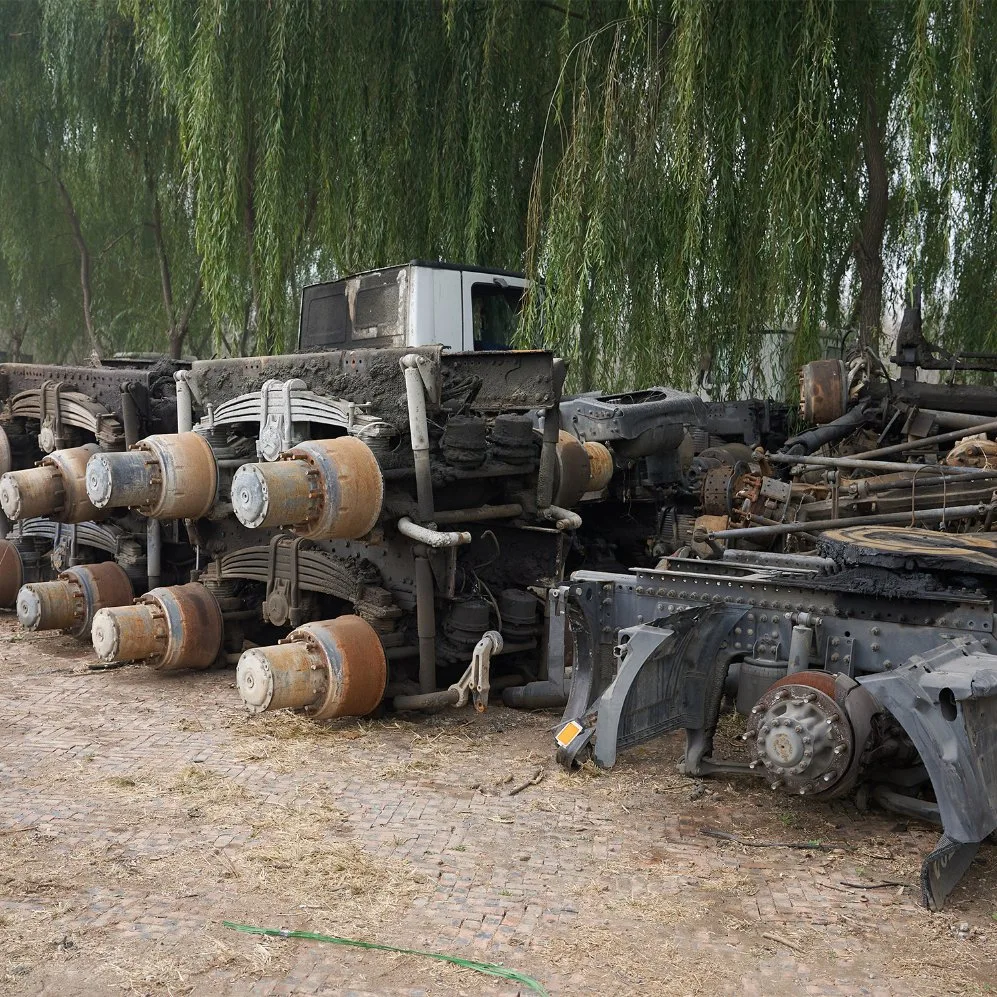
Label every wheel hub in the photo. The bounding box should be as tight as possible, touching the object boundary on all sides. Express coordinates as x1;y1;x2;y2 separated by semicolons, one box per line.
746;678;854;795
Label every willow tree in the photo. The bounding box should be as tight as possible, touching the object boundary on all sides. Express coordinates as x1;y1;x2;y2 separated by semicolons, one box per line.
0;0;204;361
7;1;997;388
128;0;593;354
530;0;997;392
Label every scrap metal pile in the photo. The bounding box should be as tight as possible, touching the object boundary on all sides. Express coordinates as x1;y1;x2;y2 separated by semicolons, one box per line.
552;304;997;910
0;271;994;909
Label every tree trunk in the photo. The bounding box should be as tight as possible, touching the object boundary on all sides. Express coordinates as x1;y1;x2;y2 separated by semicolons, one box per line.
55;175;101;360
148;169;203;359
10;317;27;362
853;83;888;353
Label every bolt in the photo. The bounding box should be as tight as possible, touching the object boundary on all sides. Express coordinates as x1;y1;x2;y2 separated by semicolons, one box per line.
823;772;834;782
871;643;880;652
761;724;771;734
833;745;846;755
749;761;759;769
794;725;803;733
831;637;840;647
830;652;840;662
871;627;880;636
826;713;839;724
751;706;761;715
770;781;781;791
804;694;816;703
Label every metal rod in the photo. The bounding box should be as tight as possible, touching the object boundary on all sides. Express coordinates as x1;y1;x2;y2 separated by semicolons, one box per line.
174;371;193;434
120;383;140;448
146;517;162;590
708;502;995;541
398;517;470;548
852;416;997;461
537;358;565;510
767;452;997;479
414;551;436;694
432;503;522;524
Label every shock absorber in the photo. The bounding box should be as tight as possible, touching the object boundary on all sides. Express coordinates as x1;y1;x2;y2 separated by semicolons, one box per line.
16;562;133;639
0;444;103;523
236;615;386;720
90;582;223;670
86;433;217;519
230;437;383;539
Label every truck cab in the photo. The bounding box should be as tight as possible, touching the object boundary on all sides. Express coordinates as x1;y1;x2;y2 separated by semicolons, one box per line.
298;261;529;353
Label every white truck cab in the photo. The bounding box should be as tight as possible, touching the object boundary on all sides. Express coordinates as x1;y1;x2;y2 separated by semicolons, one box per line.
298;261;529;353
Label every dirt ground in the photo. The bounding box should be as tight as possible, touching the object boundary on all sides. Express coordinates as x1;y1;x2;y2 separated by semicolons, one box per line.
0;615;995;996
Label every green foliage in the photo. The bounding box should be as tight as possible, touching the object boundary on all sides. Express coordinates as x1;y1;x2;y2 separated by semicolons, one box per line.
1;0;997;392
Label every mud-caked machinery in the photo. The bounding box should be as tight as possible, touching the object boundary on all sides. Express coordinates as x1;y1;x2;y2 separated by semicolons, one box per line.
80;262;790;717
0;356;194;639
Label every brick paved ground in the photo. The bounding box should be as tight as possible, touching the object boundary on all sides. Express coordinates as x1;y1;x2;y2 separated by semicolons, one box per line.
0;616;995;996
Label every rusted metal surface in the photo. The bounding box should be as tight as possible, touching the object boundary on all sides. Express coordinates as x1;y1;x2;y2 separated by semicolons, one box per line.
0;538;23;607
0;424;11;477
582;441;614;493
554;431;591;508
92;603;165;664
237;642;321;714
135;433;218;520
17;579;77;632
799;358;848;425
92;582;223;670
0;444;100;523
231;436;383;540
237;614;386;720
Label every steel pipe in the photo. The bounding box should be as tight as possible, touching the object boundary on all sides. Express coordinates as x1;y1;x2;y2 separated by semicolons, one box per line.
174;370;193;434
853;416;997;461
708;502;995;541
432;503;522;524
397;517;471;548
767;452;997;479
146;517;162;590
540;505;582;530
401;355;434;522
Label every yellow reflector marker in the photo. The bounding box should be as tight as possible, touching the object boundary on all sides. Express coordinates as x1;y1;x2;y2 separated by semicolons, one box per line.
555;720;583;748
